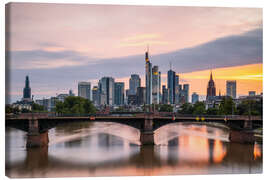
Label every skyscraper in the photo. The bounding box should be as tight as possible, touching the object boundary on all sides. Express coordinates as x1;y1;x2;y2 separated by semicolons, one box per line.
162;85;169;104
167;69;176;104
226;80;237;98
145;47;152;104
23;75;31;101
78;82;91;100
114;82;125;105
129;74;141;95
137;87;146;105
183;84;189;103
152;65;160;104
206;71;216;101
98;77;115;105
192;92;199;104
92;86;99;105
175;75;180;104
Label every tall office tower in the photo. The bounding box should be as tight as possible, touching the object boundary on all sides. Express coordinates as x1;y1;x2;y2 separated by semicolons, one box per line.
92;86;99;105
114;82;125;105
249;91;256;96
78;82;91;100
206;71;216;101
226;80;237;98
175;75;180;104
192;92;199;104
152;65;160;104
137;87;146;105
129;74;141;95
162;85;169;104
167;69;176;104
159;72;161;103
145;47;152;104
98;77;115;105
183;84;189;103
23;76;31;101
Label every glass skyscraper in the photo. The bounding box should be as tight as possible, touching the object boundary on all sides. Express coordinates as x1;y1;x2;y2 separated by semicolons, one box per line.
98;77;115;105
129;74;141;95
226;80;237;98
167;69;176;104
152;65;160;104
78;82;91;101
145;49;152;105
114;82;125;105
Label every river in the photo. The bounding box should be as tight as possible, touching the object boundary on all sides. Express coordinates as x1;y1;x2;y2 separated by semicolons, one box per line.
5;121;262;178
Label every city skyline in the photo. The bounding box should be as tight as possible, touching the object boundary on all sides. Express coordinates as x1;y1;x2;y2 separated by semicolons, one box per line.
6;3;262;103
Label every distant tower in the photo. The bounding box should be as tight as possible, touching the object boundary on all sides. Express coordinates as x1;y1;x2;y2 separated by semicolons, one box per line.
226;80;237;98
78;82;91;100
145;46;152;104
206;71;216;101
23;75;31;101
167;63;176;104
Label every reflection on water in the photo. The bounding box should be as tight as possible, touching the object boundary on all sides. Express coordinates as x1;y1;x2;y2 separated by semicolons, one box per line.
5;122;262;178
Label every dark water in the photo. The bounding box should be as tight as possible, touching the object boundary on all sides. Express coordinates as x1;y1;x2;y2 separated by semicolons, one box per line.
5;122;262;178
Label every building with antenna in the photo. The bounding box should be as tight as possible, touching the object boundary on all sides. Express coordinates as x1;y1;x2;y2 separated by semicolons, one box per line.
145;46;152;104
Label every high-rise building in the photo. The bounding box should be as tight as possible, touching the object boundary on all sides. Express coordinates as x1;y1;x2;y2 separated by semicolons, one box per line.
137;87;146;105
23;76;31;101
92;86;99;105
145;48;152;104
114;82;125;105
129;74;141;95
206;71;216;101
226;80;237;98
162;85;169;104
167;69;176;104
98;77;115;105
183;84;189;103
192;92;199;104
78;82;91;100
175;75;180;104
152;65;160;104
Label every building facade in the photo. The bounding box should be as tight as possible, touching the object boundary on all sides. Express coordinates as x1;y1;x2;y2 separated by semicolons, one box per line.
226;80;237;98
162;85;169;104
192;92;199;104
137;87;146;105
98;77;115;105
129;74;141;95
78;82;91;100
92;86;99;105
145;49;152;104
152;65;160;104
114;82;125;105
167;69;176;104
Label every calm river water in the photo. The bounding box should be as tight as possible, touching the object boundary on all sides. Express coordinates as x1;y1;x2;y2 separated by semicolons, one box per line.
5;122;262;178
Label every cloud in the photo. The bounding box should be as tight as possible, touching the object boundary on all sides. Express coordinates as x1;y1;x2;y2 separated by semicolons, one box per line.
8;28;262;102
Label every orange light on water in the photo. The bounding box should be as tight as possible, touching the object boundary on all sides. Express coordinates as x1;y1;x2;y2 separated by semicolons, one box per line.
253;143;262;160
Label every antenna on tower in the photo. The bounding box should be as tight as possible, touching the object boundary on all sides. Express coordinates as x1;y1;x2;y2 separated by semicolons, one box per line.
147;44;149;52
170;61;172;70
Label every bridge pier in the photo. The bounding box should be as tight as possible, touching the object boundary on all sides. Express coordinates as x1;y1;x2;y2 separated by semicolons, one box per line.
244;120;253;129
229;130;255;144
26;118;49;148
140;114;155;145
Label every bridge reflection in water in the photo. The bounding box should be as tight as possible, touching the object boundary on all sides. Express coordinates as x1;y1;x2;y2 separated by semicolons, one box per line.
5;122;262;178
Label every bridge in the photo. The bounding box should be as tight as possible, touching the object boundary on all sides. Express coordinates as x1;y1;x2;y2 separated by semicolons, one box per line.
6;112;262;148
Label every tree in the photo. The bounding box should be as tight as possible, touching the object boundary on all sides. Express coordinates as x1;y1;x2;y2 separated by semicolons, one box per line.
55;96;96;115
159;104;173;112
237;99;262;116
192;102;206;115
178;103;193;114
206;107;219;115
32;103;46;112
218;97;236;115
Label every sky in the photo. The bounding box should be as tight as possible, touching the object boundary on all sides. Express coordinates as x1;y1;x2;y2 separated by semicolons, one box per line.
6;3;263;103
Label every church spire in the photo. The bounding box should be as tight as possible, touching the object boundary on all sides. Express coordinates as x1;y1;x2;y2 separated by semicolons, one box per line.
210;70;213;81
